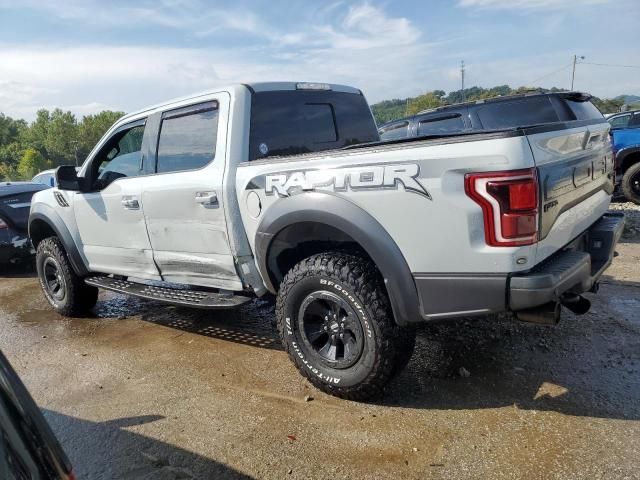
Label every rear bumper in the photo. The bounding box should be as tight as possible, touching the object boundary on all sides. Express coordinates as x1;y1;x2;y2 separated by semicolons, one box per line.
510;213;624;310
413;212;624;321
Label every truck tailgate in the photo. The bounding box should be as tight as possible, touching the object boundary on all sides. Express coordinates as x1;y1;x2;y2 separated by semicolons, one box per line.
525;122;614;264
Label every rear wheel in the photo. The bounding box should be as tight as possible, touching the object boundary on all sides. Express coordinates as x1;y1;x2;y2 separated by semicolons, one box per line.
276;252;416;400
621;162;640;205
36;237;98;316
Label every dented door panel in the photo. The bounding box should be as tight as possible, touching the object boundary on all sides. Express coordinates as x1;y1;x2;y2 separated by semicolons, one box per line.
141;92;243;291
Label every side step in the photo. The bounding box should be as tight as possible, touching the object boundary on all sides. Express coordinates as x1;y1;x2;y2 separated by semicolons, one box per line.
84;276;252;309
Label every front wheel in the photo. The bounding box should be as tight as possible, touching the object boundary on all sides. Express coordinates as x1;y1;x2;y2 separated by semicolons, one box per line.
621;162;640;205
36;237;98;316
276;252;415;400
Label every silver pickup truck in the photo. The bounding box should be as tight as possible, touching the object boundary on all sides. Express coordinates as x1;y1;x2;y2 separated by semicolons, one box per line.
29;82;623;399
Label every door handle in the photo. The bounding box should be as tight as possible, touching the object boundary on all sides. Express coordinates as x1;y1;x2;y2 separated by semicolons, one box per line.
121;196;140;210
195;191;218;206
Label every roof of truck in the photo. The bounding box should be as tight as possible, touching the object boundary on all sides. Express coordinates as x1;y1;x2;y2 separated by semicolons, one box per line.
119;82;362;123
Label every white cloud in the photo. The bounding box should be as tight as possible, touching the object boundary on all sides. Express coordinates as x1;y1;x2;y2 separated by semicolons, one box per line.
1;0;637;122
458;0;611;10
0;2;439;120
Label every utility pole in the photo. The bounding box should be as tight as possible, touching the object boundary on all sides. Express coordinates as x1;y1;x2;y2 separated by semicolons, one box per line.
461;60;466;102
571;54;585;90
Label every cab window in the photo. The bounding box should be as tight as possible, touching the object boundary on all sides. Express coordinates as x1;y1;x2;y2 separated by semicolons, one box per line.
91;123;145;189
379;121;409;141
417;114;465;136
156;102;219;174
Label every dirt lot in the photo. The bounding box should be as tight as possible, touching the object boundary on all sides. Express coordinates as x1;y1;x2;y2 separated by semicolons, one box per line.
0;205;639;479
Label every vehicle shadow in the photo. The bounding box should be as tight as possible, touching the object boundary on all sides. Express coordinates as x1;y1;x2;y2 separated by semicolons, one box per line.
94;293;282;351
380;295;640;420
42;410;253;479
92;283;639;421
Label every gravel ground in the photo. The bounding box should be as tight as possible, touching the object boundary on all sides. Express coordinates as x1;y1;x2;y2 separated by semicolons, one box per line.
0;206;638;479
609;200;640;241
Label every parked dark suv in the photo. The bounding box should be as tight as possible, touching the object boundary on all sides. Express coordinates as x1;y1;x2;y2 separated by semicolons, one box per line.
378;92;603;141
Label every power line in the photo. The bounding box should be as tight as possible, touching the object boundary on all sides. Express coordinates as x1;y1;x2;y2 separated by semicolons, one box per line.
579;61;640;69
526;63;573;86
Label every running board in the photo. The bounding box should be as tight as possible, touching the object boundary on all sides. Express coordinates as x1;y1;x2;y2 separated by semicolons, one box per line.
84;276;252;309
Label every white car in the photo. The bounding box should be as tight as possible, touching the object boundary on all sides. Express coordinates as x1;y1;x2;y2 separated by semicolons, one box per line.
31;169;57;187
32;168;80;188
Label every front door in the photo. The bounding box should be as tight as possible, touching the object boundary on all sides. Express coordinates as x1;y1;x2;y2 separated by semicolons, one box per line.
141;95;243;290
73;119;160;279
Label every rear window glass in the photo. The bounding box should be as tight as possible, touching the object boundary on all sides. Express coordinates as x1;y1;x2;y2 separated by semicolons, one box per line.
157;103;218;174
379;121;409;140
565;99;603;121
418;115;465;136
249;90;378;160
476;97;559;129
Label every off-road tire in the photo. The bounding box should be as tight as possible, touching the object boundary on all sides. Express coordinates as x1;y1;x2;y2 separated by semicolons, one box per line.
276;252;415;400
36;237;98;316
621;162;640;205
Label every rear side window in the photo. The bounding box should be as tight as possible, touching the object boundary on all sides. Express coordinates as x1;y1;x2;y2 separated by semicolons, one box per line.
476;97;559;129
157;102;218;174
379;121;409;140
609;114;631;129
629;113;640;127
417;114;465;136
249;90;379;160
565;99;603;121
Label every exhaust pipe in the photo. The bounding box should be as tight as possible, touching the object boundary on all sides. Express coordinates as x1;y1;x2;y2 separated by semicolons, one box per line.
515;302;561;325
561;294;591;315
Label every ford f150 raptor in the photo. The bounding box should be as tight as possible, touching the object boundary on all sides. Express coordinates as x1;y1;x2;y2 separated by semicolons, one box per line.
29;82;623;399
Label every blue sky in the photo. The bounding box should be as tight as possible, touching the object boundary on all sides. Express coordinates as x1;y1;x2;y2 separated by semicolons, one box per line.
1;0;639;120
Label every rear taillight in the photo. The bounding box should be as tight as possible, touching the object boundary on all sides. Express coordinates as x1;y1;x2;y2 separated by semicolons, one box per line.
0;218;7;230
465;168;539;247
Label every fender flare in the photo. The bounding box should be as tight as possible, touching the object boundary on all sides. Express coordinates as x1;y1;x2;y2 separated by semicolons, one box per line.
254;192;420;325
617;145;640;171
29;204;89;276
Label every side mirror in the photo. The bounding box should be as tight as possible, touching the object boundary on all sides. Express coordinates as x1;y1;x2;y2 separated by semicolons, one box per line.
55;165;81;191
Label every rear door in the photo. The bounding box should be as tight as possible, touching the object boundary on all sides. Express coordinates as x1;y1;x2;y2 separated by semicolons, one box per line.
141;94;243;291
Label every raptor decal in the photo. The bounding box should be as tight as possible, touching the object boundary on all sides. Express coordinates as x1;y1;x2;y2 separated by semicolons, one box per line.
263;163;431;200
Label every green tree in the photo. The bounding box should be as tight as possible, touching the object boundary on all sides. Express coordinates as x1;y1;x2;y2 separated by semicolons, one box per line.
22;109;51;158
45;109;78;166
591;96;624;114
406;92;445;115
17;148;50;179
0;162;18;181
77;110;124;159
0;142;23;170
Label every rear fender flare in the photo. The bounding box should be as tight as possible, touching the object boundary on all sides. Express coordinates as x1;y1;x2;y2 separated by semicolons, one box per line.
617;145;640;172
254;192;420;325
